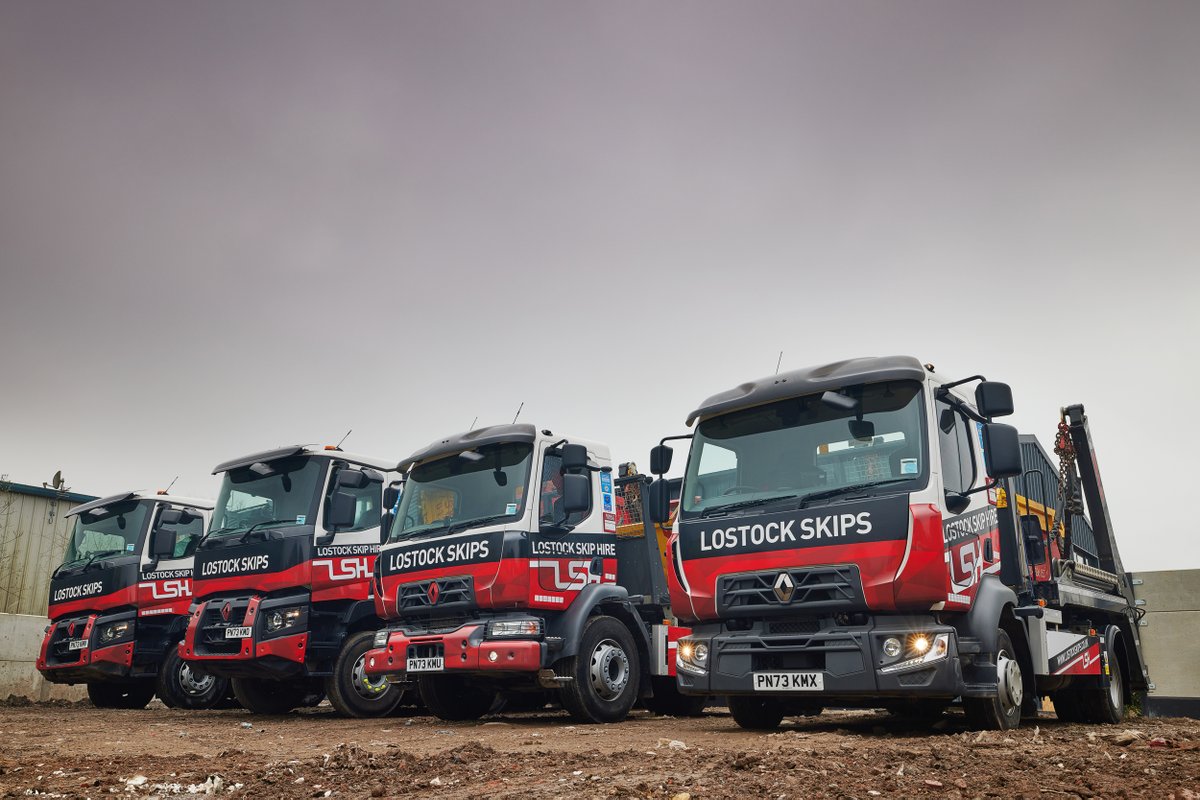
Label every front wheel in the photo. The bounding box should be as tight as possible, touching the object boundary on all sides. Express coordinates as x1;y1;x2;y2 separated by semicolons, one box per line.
231;677;314;715
728;695;785;730
325;632;404;718
87;680;155;709
964;628;1024;730
157;647;229;710
556;615;640;724
418;674;496;721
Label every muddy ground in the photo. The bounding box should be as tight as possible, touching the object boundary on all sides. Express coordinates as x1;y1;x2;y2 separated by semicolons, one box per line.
0;702;1197;799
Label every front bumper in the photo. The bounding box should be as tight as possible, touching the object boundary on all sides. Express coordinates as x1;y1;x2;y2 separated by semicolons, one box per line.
181;594;310;678
363;621;545;678
37;612;137;684
675;615;965;700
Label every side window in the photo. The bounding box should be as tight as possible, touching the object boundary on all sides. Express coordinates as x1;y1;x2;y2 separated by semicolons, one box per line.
937;402;977;495
328;469;384;533
539;453;590;529
162;507;205;559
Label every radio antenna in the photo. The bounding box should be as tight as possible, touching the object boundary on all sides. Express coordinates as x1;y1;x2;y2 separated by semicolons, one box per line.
775;351;784;375
512;402;524;424
470;416;478;430
163;475;178;494
335;429;352;450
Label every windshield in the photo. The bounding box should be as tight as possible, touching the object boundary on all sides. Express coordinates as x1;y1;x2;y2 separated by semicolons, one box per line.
63;499;151;565
681;380;927;518
208;455;326;538
389;442;533;541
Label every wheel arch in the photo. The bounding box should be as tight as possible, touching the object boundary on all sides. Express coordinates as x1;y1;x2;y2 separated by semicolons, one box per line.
545;584;639;661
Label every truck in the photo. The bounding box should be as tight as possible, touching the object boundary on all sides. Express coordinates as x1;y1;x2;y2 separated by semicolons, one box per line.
649;355;1148;730
37;490;228;710
179;444;406;717
362;423;702;722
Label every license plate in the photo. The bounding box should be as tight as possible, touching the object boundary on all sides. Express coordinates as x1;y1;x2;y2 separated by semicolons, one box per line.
407;657;444;673
68;639;87;651
752;671;824;691
224;626;252;639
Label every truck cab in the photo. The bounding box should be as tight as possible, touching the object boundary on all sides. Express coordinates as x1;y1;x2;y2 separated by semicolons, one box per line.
180;444;404;716
364;424;696;722
37;491;224;709
657;356;1144;730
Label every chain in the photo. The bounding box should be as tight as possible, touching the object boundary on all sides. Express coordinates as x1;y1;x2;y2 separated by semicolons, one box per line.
1053;414;1081;556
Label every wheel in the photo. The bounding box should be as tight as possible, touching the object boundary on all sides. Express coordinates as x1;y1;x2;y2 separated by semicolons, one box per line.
964;628;1024;730
87;680;155;709
643;676;707;717
156;647;229;710
728;695;785;730
418;674;496;721
556;615;641;724
1078;632;1125;724
325;631;404;718
230;677;313;715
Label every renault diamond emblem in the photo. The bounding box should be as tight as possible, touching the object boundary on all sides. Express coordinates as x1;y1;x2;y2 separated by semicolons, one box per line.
773;572;795;603
220;601;232;622
427;581;440;605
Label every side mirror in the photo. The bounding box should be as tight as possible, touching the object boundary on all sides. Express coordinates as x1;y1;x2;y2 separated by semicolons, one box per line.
648;478;671;524
975;382;1014;418
944;492;970;515
158;508;184;526
335;469;369;489
327;490;357;529
383;484;401;512
149;526;176;558
649;445;673;476
560;443;589;473
562;473;590;513
982;423;1022;479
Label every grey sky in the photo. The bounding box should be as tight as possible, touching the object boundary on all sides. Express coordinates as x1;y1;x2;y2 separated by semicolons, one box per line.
2;2;1197;570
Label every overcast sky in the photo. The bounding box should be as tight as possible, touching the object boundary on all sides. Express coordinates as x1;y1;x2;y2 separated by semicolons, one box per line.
2;2;1197;571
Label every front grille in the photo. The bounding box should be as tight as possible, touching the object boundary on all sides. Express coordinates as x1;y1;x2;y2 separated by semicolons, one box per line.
718;565;864;616
194;598;251;656
398;576;473;614
729;631;864;673
46;616;90;666
768;619;821;635
406;642;444;661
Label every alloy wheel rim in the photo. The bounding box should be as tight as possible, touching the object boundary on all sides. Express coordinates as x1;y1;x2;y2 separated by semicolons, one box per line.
352;653;391;701
179;662;215;696
588;638;630;701
996;649;1023;711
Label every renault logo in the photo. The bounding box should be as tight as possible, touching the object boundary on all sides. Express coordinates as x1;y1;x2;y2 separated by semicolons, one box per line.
773;572;795;603
427;581;440;605
220;601;232;621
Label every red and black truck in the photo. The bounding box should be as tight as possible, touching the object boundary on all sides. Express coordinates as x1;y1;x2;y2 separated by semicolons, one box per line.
37;490;228;709
180;444;406;716
363;424;700;722
650;355;1148;730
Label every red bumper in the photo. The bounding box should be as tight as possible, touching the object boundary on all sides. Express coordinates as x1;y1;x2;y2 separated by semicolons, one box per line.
36;616;135;682
181;596;307;665
363;625;543;676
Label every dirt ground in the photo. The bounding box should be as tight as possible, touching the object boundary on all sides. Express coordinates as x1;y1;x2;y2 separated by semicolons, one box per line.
1;701;1197;799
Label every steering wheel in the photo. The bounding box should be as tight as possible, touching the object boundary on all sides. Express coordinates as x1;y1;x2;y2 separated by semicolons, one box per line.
721;485;761;496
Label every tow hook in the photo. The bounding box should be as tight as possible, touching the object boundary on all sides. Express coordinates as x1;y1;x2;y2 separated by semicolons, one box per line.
538;668;572;689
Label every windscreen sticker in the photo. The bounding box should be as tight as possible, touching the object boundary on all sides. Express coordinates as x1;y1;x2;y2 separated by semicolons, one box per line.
125;543;135;551
505;503;518;515
603;512;617;533
296;515;306;525
900;458;919;475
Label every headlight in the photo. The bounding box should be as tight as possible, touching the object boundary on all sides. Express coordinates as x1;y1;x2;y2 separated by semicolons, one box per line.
373;629;389;647
99;621;131;643
487;618;543;639
882;637;903;658
880;633;951;674
264;607;303;633
676;637;710;676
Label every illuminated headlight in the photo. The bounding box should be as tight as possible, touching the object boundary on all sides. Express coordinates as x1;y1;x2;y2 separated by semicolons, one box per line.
373;629;389;648
879;633;951;674
98;621;131;643
264;607;303;633
486;618;543;639
676;637;710;676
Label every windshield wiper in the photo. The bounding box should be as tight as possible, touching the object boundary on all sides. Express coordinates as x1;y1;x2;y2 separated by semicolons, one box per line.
699;494;801;519
54;548;125;577
446;514;511;536
196;525;242;549
800;479;912;508
239;519;297;541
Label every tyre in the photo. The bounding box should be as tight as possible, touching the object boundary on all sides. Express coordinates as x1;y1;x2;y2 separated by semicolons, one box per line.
1078;631;1125;724
157;647;229;710
556;615;641;724
728;695;785;730
87;680;155;709
325;632;404;718
964;628;1024;730
643;676;707;717
418;674;496;721
230;677;312;715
